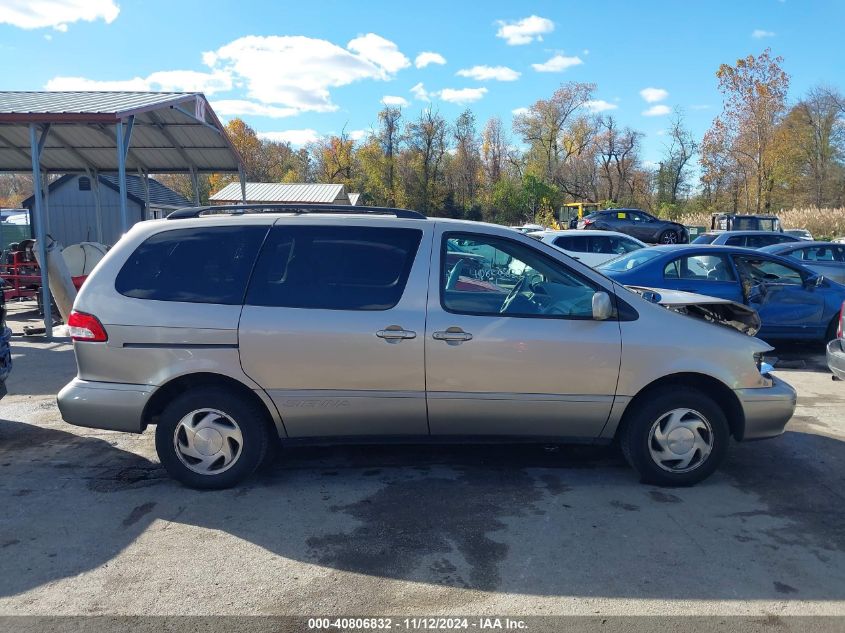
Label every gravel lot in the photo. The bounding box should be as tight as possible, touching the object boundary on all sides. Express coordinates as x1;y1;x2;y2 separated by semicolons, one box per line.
1;302;844;620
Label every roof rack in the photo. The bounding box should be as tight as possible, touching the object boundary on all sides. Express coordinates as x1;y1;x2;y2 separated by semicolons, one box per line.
166;203;426;220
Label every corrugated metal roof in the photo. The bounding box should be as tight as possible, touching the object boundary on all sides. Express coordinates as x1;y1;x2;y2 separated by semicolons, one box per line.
0;91;242;173
0;91;194;118
20;173;191;209
98;174;191;208
210;182;348;204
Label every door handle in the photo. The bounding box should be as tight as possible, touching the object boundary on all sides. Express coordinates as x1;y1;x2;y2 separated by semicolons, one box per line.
376;326;416;341
432;327;473;344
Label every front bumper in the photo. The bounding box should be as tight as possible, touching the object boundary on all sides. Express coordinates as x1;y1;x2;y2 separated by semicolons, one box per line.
827;338;845;380
735;374;797;441
57;378;153;433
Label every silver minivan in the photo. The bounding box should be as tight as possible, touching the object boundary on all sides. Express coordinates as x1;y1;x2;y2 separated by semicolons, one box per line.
58;205;797;489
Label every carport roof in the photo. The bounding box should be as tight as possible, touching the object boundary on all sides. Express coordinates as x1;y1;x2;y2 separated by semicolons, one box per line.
0;91;243;173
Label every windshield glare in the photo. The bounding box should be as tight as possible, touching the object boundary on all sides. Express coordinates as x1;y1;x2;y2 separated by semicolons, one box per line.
598;249;664;272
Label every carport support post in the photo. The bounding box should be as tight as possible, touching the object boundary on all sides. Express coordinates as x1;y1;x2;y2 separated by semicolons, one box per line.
238;165;246;203
190;167;200;206
89;169;104;244
115;116;135;234
29;123;52;339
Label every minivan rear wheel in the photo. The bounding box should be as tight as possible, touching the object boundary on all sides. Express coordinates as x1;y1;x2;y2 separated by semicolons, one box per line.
620;387;729;486
155;387;270;489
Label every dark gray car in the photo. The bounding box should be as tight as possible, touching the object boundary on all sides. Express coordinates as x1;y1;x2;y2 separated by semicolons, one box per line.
759;242;845;284
578;209;688;244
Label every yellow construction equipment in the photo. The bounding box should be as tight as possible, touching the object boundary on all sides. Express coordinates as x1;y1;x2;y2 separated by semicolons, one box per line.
557;202;600;228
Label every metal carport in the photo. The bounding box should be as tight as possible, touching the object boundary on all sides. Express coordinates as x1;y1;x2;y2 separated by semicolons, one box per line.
0;91;246;337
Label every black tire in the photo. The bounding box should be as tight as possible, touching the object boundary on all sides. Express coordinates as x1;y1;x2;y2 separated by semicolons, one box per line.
659;230;679;245
620;387;729;486
154;387;270;490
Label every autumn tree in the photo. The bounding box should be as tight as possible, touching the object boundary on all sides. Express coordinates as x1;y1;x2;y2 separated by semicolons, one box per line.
704;49;790;213
656;109;698;211
377;106;402;206
514;82;596;184
449;109;482;212
402;108;449;215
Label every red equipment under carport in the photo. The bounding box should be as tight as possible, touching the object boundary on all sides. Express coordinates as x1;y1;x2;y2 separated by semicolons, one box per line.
1;240;86;304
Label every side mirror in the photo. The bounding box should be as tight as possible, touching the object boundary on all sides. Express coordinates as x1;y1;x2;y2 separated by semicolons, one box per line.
804;274;824;289
592;291;613;320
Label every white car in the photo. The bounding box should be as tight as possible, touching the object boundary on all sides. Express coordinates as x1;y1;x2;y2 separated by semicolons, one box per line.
530;230;647;267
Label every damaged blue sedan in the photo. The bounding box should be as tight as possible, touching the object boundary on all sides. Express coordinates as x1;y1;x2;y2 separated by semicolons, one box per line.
598;245;845;343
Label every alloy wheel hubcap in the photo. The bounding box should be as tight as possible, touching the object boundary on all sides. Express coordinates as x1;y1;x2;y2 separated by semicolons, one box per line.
174;408;243;475
662;232;678;244
647;408;713;473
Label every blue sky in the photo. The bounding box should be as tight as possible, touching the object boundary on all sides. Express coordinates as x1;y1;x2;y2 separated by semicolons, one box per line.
1;0;844;165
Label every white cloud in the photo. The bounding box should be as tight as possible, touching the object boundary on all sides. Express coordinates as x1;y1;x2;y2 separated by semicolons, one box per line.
203;34;410;113
752;29;776;39
45;69;233;94
415;51;446;68
0;0;119;31
639;87;668;103
531;54;583;73
382;95;409;106
438;87;488;104
512;107;529;116
45;33;411;117
496;15;554;45
45;76;149;91
258;129;320;146
642;104;672;116
348;129;368;141
411;82;430;101
584;99;618;113
346;33;411;75
456;65;520;81
211;100;298;118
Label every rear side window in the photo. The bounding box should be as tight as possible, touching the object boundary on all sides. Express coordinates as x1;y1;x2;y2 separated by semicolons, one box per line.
115;226;268;304
553;235;588;252
724;235;745;246
246;225;422;310
663;254;736;281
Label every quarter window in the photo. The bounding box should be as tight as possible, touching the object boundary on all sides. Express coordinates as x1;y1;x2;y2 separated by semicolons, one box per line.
442;234;599;319
245;225;422;311
797;246;845;262
663;254;736;281
115;226;268;304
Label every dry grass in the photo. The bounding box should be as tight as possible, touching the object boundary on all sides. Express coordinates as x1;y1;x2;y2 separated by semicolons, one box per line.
679;207;845;241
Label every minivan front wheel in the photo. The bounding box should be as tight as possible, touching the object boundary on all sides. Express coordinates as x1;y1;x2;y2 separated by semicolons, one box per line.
621;388;729;486
155;387;270;489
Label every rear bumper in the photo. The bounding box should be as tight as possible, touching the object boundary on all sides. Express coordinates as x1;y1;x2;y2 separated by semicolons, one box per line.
735;374;797;441
0;326;12;397
828;338;845;380
57;378;152;433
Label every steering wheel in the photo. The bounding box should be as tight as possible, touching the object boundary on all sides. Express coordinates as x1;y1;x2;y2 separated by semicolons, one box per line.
446;258;466;290
500;276;527;314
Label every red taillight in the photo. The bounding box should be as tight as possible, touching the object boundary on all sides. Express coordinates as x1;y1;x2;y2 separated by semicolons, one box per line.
67;311;108;342
838;301;844;339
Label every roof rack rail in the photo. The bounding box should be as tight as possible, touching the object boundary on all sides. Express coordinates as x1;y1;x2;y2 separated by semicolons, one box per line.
166;203;426;220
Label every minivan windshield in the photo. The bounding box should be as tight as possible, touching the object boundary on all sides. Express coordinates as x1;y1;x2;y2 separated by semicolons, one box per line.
597;248;664;272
